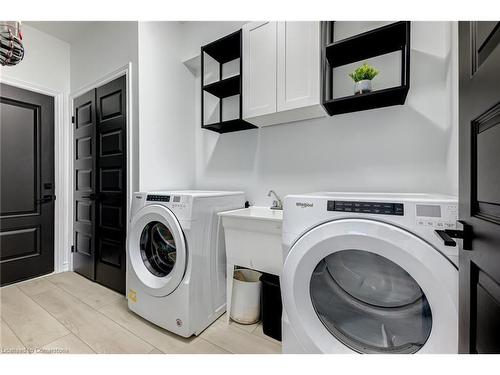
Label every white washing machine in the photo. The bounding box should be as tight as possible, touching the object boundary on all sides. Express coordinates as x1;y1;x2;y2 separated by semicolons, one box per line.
127;190;245;337
282;192;459;354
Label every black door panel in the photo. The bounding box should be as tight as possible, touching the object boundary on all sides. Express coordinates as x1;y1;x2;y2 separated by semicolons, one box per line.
73;88;97;280
459;21;500;353
0;83;54;285
95;76;127;294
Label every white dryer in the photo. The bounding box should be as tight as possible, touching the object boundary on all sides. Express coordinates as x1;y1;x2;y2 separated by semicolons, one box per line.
282;193;458;354
127;190;245;337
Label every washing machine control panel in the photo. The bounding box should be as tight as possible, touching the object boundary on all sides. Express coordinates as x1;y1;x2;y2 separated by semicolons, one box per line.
415;203;458;229
327;200;404;216
146;194;184;203
147;194;171;202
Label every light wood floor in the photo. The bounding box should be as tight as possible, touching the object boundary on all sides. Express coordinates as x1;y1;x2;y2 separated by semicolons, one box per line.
0;272;281;354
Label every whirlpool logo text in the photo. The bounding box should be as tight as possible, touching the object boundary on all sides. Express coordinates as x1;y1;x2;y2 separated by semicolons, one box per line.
296;202;314;208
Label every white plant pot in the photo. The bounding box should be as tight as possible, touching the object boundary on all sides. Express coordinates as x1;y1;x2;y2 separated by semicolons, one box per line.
355;79;372;95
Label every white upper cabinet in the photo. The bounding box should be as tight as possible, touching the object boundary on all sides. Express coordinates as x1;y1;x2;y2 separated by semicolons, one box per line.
242;21;277;119
242;21;325;127
277;22;321;112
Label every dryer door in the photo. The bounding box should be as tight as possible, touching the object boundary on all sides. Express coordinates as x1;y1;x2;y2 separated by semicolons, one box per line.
282;219;458;354
128;205;187;297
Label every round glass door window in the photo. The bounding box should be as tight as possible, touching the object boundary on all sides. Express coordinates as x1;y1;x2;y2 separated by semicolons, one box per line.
310;250;432;353
139;221;177;277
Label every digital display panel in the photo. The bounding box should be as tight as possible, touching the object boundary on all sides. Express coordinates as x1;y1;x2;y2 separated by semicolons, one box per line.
416;204;441;218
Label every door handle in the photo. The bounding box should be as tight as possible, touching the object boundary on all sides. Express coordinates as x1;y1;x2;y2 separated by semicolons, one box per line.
434;220;473;250
36;194;56;204
81;193;106;201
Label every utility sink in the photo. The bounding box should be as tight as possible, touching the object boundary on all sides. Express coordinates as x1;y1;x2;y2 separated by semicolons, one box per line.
219;206;283;276
221;206;283;222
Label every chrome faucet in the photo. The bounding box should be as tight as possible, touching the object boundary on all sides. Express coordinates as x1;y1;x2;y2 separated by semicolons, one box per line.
267;190;283;210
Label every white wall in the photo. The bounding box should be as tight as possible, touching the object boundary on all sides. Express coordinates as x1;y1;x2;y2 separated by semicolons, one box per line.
70;21;140;194
137;22;196;191
0;24;72;271
180;21;247;61
447;22;459;197
182;21;459;206
1;25;70;92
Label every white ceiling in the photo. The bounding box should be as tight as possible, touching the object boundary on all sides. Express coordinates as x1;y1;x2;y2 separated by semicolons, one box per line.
24;21;98;43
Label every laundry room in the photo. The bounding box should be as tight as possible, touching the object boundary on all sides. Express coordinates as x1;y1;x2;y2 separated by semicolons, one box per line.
1;0;499;374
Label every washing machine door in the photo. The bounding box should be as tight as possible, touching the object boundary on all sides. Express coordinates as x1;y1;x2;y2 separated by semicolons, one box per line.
282;218;458;354
128;204;187;297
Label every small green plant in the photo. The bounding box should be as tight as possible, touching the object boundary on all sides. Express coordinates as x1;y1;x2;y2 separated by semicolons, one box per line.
348;63;379;82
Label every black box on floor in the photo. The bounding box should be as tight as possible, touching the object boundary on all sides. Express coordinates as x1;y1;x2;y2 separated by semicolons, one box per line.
260;273;282;342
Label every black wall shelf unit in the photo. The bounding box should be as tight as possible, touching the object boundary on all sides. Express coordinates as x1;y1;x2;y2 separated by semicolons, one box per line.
203;75;240;98
201;30;256;133
321;21;411;116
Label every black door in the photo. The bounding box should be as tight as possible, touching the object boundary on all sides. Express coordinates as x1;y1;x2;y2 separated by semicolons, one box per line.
0;83;55;285
72;75;127;294
458;21;500;353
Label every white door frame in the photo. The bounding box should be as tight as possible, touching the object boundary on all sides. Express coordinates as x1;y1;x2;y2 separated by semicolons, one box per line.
69;63;133;271
0;75;68;273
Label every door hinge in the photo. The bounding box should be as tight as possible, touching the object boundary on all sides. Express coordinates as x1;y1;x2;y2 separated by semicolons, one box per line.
71;245;75;253
71;116;75;124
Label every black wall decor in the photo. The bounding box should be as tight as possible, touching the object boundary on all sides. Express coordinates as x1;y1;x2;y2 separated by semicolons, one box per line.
201;30;256;133
321;21;411;116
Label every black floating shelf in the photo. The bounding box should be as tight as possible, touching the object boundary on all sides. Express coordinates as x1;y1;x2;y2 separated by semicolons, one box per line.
202;119;256;134
203;75;240;98
321;21;411;116
326;21;409;68
202;29;252;134
323;86;409;116
203;30;241;64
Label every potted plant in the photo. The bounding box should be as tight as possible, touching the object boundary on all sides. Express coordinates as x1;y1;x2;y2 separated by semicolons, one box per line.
349;63;379;95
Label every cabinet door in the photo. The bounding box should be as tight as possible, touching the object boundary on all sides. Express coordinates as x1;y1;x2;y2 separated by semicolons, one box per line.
277;22;320;112
242;21;277;118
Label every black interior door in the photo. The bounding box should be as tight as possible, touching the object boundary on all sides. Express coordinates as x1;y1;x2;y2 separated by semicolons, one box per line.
72;75;126;294
73;88;97;280
458;21;500;353
0;83;55;285
95;76;127;294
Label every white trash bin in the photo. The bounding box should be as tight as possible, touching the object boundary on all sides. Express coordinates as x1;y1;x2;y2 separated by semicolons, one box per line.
230;269;262;324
